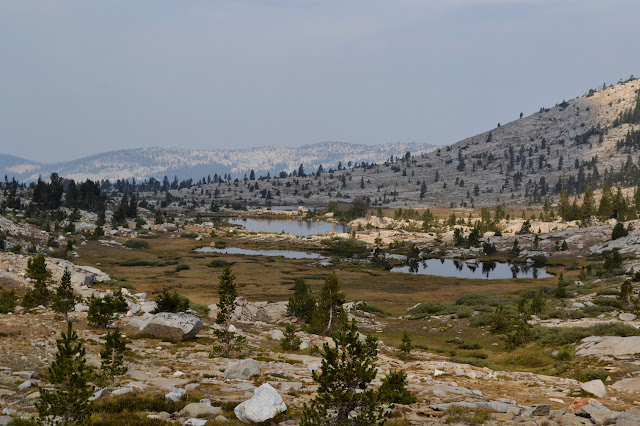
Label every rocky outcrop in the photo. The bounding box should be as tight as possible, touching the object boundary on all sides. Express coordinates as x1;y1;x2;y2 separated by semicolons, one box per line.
139;312;203;340
234;383;287;423
208;298;288;324
576;336;640;357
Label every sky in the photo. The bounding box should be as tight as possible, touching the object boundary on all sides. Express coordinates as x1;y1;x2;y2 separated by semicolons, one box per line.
1;0;639;164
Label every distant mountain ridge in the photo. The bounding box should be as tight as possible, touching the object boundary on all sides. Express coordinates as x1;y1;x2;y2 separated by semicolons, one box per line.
0;142;436;183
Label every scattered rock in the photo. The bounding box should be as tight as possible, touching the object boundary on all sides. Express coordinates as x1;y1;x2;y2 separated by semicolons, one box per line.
179;399;222;418
224;358;260;380
234;383;287;423
580;380;607;398
531;404;551;416
165;388;186;403
619;313;637;321
269;329;285;340
111;386;134;396
140;312;203;340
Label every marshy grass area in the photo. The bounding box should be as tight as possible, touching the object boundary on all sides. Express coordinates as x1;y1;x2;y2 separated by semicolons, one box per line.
77;232;562;313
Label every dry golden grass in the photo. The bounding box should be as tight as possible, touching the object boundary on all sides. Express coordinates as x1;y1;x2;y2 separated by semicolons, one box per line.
77;233;567;316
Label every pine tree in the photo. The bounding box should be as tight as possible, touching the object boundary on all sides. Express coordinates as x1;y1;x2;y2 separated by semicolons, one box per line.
37;322;94;425
280;323;301;351
87;295;118;328
287;278;316;323
100;328;127;386
26;253;51;282
301;321;389;425
377;370;416;405
598;185;614;220
316;273;346;331
581;183;596;219
23;253;52;309
52;269;79;322
619;280;634;310
213;264;243;357
511;239;521;257
399;330;412;358
558;188;571;221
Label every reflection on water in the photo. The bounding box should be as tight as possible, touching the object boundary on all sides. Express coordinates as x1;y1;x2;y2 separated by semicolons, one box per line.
226;217;350;237
391;258;551;279
195;246;324;259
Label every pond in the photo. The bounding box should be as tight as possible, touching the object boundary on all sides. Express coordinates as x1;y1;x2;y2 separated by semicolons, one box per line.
195;246;325;259
391;258;552;279
226;217;349;237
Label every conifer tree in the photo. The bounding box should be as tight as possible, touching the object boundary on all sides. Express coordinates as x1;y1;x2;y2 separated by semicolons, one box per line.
619;280;634;310
301;321;388;425
317;273;346;331
399;330;412;359
598;185;614;220
23;252;52;309
37;322;94;425
52;269;79;322
213;264;244;357
558;188;571;221
287;278;316;323
26;252;51;282
280;323;301;351
581;183;596;219
100;328;127;386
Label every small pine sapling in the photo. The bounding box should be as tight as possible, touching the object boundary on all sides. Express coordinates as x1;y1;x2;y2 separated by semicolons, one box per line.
37;322;94;425
213;264;245;357
399;330;412;359
620;280;634;310
280;323;301;351
100;328;128;386
377;370;416;405
52;268;80;321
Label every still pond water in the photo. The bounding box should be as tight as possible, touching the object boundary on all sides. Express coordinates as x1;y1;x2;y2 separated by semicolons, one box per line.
195;246;324;259
391;258;551;280
226;217;349;237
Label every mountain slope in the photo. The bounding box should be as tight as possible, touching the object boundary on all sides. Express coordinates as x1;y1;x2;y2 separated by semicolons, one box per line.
0;154;41;180
0;142;435;182
183;78;640;208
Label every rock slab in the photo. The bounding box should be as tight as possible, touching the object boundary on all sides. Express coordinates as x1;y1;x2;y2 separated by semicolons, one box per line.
224;359;260;380
235;383;287;423
140;312;203;340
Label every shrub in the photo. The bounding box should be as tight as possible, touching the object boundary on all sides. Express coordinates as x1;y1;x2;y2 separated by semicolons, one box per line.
321;237;369;257
531;255;548;267
180;232;199;239
533;323;640;346
207;259;228;268
612;223;628;240
377;370;416;405
0;289;17;314
174;263;190;272
124;239;149;249
154;289;190;313
442;405;493;425
354;301;391;317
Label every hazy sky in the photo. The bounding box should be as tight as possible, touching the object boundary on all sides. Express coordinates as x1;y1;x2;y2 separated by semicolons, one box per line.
1;0;639;163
